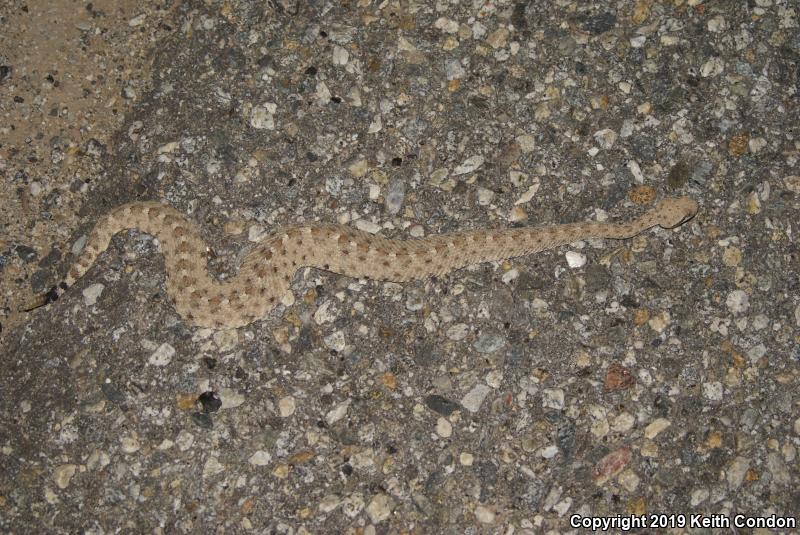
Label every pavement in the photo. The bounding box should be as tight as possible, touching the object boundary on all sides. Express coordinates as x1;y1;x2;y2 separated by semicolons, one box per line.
1;0;799;533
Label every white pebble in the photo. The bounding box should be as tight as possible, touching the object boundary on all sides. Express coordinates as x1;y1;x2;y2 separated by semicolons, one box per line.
748;137;767;153
324;330;346;352
248;450;272;466
752;314;769;330
120;433;141;453
213;330;239;352
157;141;179;154
436;417;452;438
485;370;503;388
475;505;495;524
53;464;77;489
453;155;484;175
477;187;495;205
726;290;749;314
219;388;245;409
630;35;646;48
342;494;365;518
702;381;724;401
661;35;680;46
516;134;535;153
280;291;295;307
593;128;618;149
707;15;726;32
531;298;549;313
315;81;331;105
644;418;671;439
514;181;541;205
325;399;351;425
541;445;559;459
700;57;724;78
434;17;459;33
366;493;394;523
332;45;349;65
618;471;640;492
565;251;586;268
249;104;276;130
726;456;750;489
313;301;337;324
202;456;225;478
368;183;380;200
542;388;565;410
319;494;342;513
128;14;146;27
176;430;194;451
648;311;670;333
354;219;382;234
368;115;382;133
278;396;296;417
446;323;469;341
72;235;88;255
148;343;175;366
746;343;766;364
627;160;644;183
82;283;104;306
461;384;491;413
509;171;527;186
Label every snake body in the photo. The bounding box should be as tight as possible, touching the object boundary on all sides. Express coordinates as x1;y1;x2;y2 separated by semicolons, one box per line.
27;197;698;329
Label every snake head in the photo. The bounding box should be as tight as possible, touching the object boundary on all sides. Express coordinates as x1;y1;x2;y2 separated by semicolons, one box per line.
656;197;699;229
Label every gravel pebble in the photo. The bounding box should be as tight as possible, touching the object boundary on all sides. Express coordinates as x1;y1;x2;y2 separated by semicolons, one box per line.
453;155;484;175
82;283;104;306
474;505;495;523
565;251;586;268
424;395;460;417
436;417;452;438
53;464;77;489
384;179;406;215
248;450;272;466
473;333;504;353
366;493;394;523
542;388;565;410
643;418;671;439
147;343;175;367
461;384;491;413
726;290;750;314
326;399;351;425
726;456;750;489
278;396;296;417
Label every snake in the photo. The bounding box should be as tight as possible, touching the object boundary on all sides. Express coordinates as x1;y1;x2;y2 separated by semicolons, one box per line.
23;196;698;329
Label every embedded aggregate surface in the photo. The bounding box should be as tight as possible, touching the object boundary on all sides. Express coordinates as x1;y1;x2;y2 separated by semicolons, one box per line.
1;1;799;533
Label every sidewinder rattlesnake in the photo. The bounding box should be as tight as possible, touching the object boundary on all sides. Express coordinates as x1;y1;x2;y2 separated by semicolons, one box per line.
25;196;698;329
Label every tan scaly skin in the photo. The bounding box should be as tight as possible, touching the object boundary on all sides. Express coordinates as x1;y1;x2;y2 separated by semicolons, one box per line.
23;196;699;329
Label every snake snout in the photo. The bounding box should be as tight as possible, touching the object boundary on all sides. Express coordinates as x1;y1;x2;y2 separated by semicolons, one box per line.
657;197;699;229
